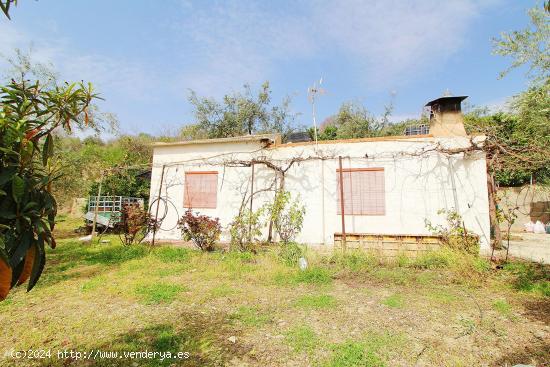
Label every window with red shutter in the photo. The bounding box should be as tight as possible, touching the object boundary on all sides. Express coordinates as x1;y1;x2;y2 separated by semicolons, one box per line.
336;168;385;215
184;171;218;209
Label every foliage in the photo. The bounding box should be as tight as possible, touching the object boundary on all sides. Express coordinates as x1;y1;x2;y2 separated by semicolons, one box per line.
503;261;550;297
485;3;550;187
177;209;221;252
229;207;265;252
425;209;480;254
188;81;298;141
492;4;549;83
311;101;426;141
278;241;305;266
0;0;16;19
0;79;98;300
267;190;306;243
119;203;156;246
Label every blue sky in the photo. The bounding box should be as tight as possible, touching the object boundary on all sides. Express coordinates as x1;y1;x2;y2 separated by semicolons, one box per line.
0;0;536;136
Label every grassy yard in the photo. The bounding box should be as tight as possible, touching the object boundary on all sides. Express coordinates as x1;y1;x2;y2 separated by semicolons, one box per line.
0;236;548;366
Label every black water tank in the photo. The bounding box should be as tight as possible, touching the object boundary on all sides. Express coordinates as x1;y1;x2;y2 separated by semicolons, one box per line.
287;131;312;143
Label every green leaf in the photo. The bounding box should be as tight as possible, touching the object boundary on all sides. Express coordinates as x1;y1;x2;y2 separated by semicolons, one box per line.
27;239;45;292
11;175;24;203
0;166;16;186
42;134;54;166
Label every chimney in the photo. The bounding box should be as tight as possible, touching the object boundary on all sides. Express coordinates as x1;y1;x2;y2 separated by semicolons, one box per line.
425;93;468;137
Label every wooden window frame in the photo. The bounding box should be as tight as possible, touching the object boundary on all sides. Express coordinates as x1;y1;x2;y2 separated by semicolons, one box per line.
336;167;385;216
183;171;218;209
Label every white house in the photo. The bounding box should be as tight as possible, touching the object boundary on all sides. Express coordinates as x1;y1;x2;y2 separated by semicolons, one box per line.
148;96;491;252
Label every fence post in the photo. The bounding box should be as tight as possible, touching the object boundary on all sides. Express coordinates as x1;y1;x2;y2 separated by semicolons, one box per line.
338;156;347;252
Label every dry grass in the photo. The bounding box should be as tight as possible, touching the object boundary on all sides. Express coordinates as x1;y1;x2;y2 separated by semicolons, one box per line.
0;237;548;366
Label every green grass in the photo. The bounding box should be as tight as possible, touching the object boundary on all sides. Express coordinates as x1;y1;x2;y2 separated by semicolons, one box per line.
294;294;337;309
503;261;550;297
230;306;272;326
153;246;192;263
381;294;404;308
325;341;384;367
285;325;320;354
81;275;106;292
295;267;333;285
426;290;458;304
135;283;186;304
324;332;405;367
2;239;547;366
209;284;237;298
493;299;513;317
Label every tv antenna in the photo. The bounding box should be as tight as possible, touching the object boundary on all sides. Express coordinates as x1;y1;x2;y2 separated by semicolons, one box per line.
308;78;326;145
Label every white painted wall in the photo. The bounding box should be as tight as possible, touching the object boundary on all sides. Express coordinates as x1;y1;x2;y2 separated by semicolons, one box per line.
148;136;491;250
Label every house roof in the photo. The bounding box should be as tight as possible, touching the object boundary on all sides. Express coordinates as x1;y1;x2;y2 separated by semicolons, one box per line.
152;133;281;148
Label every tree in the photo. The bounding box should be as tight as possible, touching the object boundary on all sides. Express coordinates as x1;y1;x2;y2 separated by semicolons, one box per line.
0;0;16;19
492;4;549;83
313;100;424;141
0;79;100;300
188;81;298;141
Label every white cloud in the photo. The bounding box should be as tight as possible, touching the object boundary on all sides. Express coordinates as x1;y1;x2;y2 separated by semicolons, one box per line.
172;0;495;95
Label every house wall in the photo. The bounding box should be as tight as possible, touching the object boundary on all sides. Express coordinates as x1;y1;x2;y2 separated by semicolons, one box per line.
148;136;491;250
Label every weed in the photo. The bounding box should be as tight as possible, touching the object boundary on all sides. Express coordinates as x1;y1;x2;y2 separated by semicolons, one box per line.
325;250;378;272
427;290;458;304
209;284;237;298
230;306;271;326
493;299;512;317
504;261;550;297
295;267;333;285
81;275;106;292
381;294;404;308
85;245;148;266
154;247;192;263
279;242;305;266
371;268;410;285
294;294;337;309
285;325;319;354
325;341;384;367
135;283;185;304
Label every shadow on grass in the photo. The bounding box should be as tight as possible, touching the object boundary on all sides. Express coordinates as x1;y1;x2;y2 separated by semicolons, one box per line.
522;297;550;324
38;311;252;367
39;241;151;288
492;340;550;367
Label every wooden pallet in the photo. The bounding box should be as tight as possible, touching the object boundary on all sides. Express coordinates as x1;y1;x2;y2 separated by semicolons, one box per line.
334;232;442;257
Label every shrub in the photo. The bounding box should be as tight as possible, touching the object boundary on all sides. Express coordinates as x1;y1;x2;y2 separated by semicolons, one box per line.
229;208;265;252
267;190;306;243
177;210;221;252
425;209;480;254
119;203;156;246
279;241;305;266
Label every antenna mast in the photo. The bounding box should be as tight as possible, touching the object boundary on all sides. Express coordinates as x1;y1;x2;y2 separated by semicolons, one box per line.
308;78;325;145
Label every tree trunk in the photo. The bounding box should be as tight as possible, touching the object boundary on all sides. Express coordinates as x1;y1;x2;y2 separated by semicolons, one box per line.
487;168;502;254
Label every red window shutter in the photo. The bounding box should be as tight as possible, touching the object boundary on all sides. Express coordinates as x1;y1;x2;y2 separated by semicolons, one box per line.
184;171;218;209
337;168;385;215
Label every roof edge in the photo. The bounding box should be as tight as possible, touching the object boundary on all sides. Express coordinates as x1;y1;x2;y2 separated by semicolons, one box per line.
152;133;281;148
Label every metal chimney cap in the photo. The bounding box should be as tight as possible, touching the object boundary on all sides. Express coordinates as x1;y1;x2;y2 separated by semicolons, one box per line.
425;95;468;107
